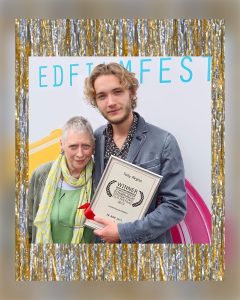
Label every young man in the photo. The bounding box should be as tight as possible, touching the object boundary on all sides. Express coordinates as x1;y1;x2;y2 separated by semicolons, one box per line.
84;62;187;243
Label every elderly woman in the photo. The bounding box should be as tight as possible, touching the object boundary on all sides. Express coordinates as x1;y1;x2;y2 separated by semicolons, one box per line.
28;116;95;243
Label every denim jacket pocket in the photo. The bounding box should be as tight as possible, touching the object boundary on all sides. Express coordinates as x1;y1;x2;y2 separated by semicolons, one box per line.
138;158;160;170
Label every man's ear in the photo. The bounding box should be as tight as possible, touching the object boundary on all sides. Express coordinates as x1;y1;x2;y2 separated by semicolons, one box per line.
130;90;136;99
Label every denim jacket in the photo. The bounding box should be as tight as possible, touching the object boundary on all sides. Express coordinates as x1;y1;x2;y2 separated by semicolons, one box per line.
94;113;187;243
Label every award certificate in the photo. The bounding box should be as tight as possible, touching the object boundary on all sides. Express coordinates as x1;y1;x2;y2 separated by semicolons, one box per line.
84;156;163;230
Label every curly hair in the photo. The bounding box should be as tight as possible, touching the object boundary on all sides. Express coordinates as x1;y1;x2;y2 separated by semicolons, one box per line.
84;62;139;109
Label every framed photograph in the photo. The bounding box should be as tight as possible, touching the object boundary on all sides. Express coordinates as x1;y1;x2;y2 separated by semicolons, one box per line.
15;19;225;281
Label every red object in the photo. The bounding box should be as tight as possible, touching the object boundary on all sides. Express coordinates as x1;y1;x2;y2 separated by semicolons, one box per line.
79;203;95;220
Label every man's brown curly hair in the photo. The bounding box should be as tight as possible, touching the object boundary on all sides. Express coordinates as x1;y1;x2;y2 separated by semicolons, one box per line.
84;62;139;109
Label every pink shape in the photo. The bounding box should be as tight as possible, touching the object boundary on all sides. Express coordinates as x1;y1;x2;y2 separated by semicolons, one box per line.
171;179;212;244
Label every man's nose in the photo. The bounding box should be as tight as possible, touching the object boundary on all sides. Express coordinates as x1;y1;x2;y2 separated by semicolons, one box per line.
107;94;115;105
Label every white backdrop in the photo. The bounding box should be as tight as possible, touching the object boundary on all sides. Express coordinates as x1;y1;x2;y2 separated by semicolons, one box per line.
29;56;211;209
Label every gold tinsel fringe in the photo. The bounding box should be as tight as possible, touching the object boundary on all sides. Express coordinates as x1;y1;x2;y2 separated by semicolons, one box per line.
15;18;225;281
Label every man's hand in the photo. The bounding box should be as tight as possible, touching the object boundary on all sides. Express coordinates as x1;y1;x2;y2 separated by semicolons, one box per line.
93;216;120;243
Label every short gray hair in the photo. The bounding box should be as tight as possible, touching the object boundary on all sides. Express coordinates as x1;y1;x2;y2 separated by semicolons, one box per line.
62;116;95;145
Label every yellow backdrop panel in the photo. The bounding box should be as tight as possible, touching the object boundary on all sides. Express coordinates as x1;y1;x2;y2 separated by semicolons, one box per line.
29;129;62;177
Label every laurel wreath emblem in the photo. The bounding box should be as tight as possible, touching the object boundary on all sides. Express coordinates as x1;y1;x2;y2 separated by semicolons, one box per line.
106;180;117;197
132;191;144;207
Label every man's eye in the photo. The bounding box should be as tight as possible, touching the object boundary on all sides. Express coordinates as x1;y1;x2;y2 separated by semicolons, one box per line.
114;90;122;95
97;94;105;100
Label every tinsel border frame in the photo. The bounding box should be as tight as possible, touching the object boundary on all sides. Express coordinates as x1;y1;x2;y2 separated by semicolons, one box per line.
15;19;225;281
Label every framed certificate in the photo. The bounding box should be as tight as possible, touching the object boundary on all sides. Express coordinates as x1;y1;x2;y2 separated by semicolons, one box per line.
84;155;163;229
